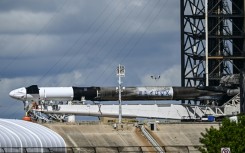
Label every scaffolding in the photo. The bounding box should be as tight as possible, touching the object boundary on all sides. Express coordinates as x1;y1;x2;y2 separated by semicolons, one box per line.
181;0;245;105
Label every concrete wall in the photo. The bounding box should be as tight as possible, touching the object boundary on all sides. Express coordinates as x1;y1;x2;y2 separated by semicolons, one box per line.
44;123;154;152
147;123;220;152
43;123;219;153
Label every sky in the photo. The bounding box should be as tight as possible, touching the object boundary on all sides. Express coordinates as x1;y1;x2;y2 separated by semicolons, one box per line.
0;0;181;119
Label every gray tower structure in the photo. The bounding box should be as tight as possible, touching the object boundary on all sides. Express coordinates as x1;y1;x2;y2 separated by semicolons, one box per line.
181;0;245;106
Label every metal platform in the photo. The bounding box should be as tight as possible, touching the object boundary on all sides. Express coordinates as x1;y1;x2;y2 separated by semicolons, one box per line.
33;102;239;122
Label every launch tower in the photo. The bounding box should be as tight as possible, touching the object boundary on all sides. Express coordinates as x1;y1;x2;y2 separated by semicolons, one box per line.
181;0;245;107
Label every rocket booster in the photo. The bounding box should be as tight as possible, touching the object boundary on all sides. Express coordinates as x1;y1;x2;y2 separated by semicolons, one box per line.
9;85;235;102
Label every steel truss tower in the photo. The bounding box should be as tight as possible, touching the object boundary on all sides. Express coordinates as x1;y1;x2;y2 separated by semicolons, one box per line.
181;0;245;105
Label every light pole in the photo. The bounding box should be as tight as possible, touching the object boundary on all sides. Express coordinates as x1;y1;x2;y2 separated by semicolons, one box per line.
151;75;160;86
117;64;125;124
151;75;160;105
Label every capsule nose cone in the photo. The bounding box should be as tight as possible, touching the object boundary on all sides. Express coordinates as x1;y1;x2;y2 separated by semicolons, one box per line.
9;87;26;100
9;90;15;98
9;90;20;99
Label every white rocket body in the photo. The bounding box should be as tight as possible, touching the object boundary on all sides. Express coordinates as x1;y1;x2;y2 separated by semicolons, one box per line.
9;86;74;102
9;85;232;103
38;87;73;101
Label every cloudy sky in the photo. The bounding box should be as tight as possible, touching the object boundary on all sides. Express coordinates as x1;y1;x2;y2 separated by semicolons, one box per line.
0;0;181;119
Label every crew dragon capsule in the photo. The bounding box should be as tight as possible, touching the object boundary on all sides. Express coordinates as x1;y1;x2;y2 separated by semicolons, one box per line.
9;85;234;103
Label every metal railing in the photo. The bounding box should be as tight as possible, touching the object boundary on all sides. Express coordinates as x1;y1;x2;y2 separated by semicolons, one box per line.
140;126;165;153
0;146;202;153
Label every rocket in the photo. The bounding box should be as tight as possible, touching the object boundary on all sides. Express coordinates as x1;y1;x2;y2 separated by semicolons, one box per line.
9;85;238;102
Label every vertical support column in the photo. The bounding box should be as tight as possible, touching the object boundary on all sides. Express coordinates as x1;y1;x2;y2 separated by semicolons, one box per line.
180;0;185;104
231;0;245;113
180;0;184;88
240;70;245;113
241;1;245;114
205;0;209;87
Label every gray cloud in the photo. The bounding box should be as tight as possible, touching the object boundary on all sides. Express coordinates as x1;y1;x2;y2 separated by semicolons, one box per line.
0;0;62;13
0;0;181;119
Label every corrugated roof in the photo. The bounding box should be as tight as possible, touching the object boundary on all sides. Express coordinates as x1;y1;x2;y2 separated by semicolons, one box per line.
0;119;66;152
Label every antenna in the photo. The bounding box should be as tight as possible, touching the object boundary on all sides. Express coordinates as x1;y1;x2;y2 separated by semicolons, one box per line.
116;64;125;124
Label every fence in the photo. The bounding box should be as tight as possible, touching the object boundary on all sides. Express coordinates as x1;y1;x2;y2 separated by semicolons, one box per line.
0;145;202;153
